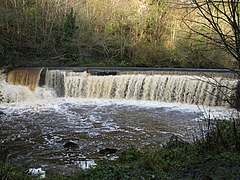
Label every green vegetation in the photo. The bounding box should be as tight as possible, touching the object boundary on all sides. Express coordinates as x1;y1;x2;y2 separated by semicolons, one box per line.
0;0;236;68
0;163;30;180
1;120;240;179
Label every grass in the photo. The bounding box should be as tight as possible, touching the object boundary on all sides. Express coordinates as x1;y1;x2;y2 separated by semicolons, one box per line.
1;119;240;179
0;163;31;180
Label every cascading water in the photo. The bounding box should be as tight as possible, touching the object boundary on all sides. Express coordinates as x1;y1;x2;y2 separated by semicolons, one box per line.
45;69;66;97
44;70;237;107
0;68;55;103
7;68;43;91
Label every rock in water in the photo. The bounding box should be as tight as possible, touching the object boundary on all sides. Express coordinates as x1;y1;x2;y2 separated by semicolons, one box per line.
99;148;118;155
63;141;79;149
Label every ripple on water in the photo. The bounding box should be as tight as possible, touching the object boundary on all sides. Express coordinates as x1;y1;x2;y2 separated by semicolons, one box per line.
0;98;237;174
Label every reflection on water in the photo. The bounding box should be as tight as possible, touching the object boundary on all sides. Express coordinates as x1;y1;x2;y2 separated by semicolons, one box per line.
0;99;234;174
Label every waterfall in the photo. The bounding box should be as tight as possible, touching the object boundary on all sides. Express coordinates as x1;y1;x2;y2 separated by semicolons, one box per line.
7;68;43;91
1;68;237;106
0;69;55;103
45;70;66;97
44;70;237;107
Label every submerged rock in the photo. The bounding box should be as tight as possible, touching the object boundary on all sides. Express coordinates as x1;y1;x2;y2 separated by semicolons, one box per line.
63;141;79;149
99;148;118;155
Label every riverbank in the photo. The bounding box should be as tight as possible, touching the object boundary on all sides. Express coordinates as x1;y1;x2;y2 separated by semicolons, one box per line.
1;120;240;179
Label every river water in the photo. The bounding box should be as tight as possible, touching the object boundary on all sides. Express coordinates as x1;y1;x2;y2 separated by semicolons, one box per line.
0;97;235;174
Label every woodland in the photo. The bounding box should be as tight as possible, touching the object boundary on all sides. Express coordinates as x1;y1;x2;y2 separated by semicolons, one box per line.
0;0;237;68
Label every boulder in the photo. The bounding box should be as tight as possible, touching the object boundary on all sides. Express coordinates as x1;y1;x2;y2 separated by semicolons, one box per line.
99;148;118;155
63;141;79;149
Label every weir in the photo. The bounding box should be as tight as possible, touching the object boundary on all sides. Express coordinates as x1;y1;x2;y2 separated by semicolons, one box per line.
44;68;237;107
47;67;239;78
1;67;238;107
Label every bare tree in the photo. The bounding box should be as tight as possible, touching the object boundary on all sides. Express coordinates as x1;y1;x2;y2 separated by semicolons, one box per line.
185;0;240;69
182;0;240;109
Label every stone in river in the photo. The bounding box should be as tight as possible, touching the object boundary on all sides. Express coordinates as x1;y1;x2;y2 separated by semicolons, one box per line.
63;141;79;149
99;148;118;155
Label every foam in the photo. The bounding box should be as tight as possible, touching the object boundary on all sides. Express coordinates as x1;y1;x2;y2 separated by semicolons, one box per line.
0;97;237;120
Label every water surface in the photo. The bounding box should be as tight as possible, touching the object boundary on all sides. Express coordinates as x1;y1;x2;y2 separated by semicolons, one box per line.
0;98;234;174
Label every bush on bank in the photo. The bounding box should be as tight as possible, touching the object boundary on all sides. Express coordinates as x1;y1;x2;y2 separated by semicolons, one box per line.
1;120;240;179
